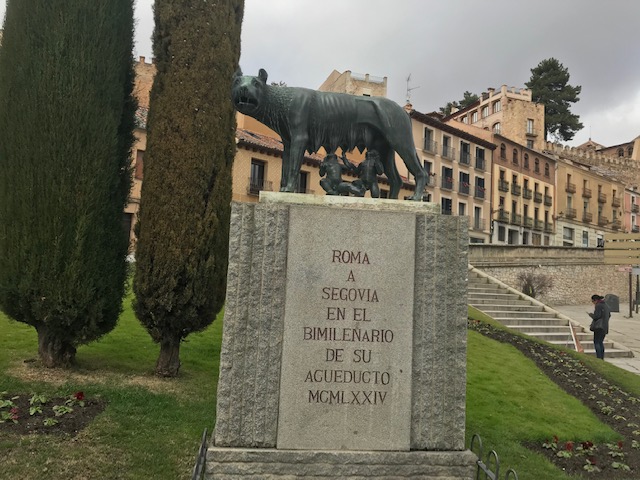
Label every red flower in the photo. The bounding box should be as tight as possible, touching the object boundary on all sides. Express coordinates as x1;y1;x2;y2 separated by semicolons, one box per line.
588;456;597;465
73;392;85;401
618;440;624;449
565;441;574;451
582;441;594;450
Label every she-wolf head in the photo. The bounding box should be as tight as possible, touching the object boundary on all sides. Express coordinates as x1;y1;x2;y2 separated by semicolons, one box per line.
231;68;269;115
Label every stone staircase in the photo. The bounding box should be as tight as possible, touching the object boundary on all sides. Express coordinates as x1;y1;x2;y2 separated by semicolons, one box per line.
468;267;633;358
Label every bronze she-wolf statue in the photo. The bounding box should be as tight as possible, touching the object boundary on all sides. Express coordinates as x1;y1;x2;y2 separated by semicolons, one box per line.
232;68;427;200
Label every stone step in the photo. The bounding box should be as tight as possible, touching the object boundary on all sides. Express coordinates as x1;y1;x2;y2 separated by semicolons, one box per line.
491;317;568;326
479;310;558;319
470;304;545;312
468;293;523;302
469;297;531;306
521;332;592;342
582;348;634;358
505;325;572;334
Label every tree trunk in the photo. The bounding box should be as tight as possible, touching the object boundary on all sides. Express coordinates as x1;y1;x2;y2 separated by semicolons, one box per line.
155;339;181;377
36;326;76;368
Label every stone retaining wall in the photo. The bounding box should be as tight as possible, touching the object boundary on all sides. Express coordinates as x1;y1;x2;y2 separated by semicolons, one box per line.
469;245;630;305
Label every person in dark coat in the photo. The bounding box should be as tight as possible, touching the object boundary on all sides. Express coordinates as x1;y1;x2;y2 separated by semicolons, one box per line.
588;294;611;359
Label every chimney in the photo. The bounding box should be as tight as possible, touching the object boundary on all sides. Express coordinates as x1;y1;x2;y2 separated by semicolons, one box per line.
139;56;145;63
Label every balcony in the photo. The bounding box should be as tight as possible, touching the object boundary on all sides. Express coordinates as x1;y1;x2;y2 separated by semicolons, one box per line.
582;188;592;198
460;152;471;165
544;222;554;233
458;183;470;195
633;203;640;213
523;188;532;199
498;180;509;192
534;219;545;230
475;158;485;171
510;213;522;225
598;193;607;203
598;216;609;226
565;208;577;219
426;175;436;186
497;209;510;222
473;219;486;231
612;219;622;230
247;177;273;196
582;211;593;223
442;145;456;160
511;184;522;196
441;178;454;190
544;195;552;206
534;192;543;203
633;225;640;233
523;217;533;228
612;196;621;208
474;186;486;199
566;182;576;193
423;139;437;153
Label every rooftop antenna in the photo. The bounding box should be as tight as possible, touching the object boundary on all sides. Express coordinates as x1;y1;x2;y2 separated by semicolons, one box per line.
406;74;420;104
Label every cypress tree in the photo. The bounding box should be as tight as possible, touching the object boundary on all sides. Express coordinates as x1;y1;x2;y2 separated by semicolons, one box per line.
0;0;137;367
133;0;244;376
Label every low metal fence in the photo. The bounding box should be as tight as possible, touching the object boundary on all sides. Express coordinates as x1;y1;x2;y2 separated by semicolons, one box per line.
470;433;519;480
191;428;208;480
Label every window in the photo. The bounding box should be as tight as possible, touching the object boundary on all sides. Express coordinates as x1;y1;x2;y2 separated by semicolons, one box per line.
474;207;482;229
498;226;506;241
629;146;634;156
471;111;478;123
582;231;589;247
250;159;266;194
441;197;452;215
460;141;471;164
380;189;389;198
534;158;540;173
442;166;454;189
442;136;453;158
618;148;624;157
523;153;529;169
134;149;144;180
493;100;501;113
459;172;470;194
475;147;485;169
527;119;534;134
297;171;309;194
423;128;435;152
493;122;501;134
423;161;433;176
482;106;489;118
500;143;506;159
544;162;550;177
526;139;534;149
512;148;518;165
458;202;466;216
563;226;574;241
462;116;468;124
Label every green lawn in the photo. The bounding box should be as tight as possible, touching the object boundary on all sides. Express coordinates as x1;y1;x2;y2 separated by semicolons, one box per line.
1;300;638;479
0;293;222;480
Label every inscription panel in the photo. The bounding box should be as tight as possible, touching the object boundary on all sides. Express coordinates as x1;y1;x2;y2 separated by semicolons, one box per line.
277;206;415;451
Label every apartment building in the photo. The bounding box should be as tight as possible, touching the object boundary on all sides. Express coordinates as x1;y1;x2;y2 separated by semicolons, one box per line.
490;136;556;245
445;85;546;151
408;110;494;243
555;159;625;247
624;187;640;233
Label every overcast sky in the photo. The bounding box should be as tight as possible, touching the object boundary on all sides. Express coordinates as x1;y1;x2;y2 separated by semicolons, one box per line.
2;0;639;147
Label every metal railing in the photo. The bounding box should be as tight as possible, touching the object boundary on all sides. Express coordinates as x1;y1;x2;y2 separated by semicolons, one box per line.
191;428;208;480
442;145;456;160
470;434;519;480
247;177;273;196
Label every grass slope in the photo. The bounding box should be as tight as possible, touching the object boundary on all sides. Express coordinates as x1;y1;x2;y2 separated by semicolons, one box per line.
1;300;638;478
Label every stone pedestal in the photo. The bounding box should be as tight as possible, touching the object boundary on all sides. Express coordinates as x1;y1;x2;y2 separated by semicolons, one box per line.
208;193;474;479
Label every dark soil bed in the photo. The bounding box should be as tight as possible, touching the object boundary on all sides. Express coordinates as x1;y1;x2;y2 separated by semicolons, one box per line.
0;391;106;436
469;319;640;478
